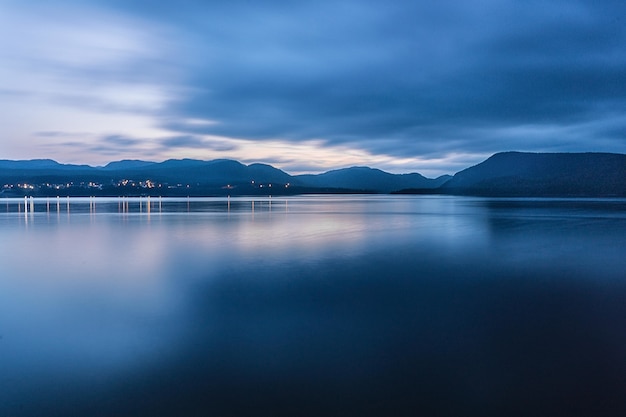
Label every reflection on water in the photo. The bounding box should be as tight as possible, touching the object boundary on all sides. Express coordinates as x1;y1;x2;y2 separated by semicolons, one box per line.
1;196;626;416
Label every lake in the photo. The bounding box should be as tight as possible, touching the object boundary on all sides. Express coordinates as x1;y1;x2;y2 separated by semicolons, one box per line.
1;195;625;416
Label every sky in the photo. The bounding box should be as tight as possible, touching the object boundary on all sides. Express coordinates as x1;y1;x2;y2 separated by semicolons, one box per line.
1;0;625;177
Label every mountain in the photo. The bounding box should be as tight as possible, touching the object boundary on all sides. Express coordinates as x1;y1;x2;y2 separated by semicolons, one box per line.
0;159;91;170
0;158;444;195
121;159;294;186
440;152;626;196
7;152;622;197
0;159;60;169
296;167;451;193
102;160;156;170
0;160;100;187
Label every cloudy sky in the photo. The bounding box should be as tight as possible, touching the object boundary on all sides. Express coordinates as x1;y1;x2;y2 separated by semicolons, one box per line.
1;0;624;176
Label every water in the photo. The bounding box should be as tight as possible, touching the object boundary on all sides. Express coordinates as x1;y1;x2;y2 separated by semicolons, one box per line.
1;195;625;416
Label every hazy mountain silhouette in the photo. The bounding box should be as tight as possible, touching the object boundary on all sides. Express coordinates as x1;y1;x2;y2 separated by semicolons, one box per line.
102;160;157;170
0;159;90;170
296;167;451;193
2;152;625;196
440;152;626;196
0;158;446;195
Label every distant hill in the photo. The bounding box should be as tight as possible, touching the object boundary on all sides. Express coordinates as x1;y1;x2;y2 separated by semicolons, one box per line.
0;158;445;196
0;159;59;169
126;159;295;187
440;152;626;197
4;152;623;197
296;167;451;193
102;160;157;170
0;159;91;170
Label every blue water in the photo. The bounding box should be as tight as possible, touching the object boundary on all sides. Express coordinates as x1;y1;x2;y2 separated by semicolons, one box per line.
1;195;625;416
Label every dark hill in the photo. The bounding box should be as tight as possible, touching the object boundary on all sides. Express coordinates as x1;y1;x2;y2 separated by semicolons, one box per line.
0;158;306;195
126;159;293;186
0;159;91;170
441;152;626;196
102;160;156;170
0;159;62;169
296;167;450;193
3;153;624;197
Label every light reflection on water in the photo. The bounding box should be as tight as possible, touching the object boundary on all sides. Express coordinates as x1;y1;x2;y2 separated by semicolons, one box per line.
1;195;626;416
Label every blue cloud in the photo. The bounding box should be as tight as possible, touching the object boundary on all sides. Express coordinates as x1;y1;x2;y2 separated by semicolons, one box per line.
3;0;626;169
159;135;239;151
132;0;625;158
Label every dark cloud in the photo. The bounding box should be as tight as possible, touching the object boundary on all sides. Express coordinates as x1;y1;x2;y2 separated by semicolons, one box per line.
15;0;626;163
159;135;238;151
159;135;205;148
102;135;143;147
123;0;624;158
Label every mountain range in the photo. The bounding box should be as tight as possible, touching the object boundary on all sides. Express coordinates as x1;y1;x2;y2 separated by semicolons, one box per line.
0;157;451;196
1;152;625;197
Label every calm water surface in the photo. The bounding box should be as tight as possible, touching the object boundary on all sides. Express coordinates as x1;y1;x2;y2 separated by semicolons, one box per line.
1;195;625;416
